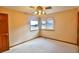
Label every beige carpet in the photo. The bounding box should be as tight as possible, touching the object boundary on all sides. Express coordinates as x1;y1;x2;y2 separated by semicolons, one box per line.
5;37;78;53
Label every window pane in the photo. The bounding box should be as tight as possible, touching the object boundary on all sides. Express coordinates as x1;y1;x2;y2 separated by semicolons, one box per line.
41;20;46;29
47;19;54;29
30;20;39;30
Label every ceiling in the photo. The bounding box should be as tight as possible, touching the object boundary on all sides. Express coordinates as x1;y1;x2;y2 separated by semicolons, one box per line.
3;6;78;15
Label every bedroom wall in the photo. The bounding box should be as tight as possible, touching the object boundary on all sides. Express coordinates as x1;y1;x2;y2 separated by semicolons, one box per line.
0;7;39;46
40;8;78;44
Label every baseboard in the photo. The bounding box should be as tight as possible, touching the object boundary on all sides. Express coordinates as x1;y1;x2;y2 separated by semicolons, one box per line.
40;36;78;46
10;36;39;48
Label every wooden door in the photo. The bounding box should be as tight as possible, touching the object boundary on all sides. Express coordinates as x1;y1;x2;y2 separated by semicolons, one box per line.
78;12;79;52
78;13;79;46
0;13;9;52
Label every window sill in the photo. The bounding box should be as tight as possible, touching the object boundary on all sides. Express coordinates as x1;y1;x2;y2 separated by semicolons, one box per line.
41;29;55;31
30;30;39;32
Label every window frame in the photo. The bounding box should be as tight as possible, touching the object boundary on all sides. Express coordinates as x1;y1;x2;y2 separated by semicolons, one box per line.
29;16;55;31
30;20;39;31
46;18;55;31
41;20;47;29
41;18;55;31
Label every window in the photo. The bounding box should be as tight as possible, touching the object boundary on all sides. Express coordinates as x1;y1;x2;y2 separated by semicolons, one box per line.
29;16;39;31
47;18;54;30
29;16;55;31
41;18;55;30
30;20;39;30
41;20;46;29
